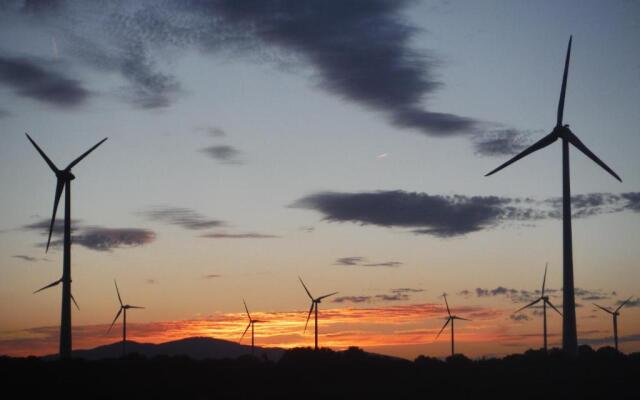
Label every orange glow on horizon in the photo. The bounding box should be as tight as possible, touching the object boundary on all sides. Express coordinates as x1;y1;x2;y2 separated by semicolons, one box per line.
1;302;637;359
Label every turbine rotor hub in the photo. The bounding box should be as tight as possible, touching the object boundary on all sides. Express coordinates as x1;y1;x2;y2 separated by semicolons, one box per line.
57;170;76;181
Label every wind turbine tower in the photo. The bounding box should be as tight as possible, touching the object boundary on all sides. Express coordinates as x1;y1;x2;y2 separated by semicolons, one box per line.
27;133;107;359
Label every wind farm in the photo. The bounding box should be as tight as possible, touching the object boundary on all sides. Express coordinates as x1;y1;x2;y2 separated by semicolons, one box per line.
1;0;639;398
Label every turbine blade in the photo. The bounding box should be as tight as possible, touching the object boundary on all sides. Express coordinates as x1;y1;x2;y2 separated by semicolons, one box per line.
566;130;622;182
299;277;314;300
485;131;558;177
593;303;614;314
557;36;572;126
243;298;252;321
455;317;471;322
65;137;108;171
546;299;562;316
33;278;62;294
443;293;451;317
114;280;123;306
25;133;59;173
513;298;541;315
127;306;145;309
615;296;633;313
45;179;65;253
239;322;251;343
541;262;548;296
435;318;451;340
317;291;338;301
107;308;123;334
70;292;80;310
303;302;314;333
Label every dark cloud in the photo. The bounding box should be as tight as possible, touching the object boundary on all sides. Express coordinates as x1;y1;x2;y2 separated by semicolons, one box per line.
0;56;89;107
332;296;371;304
139;206;225;230
23;218;155;252
200;145;243;165
146;279;157;285
335;257;364;266
11;0;533;149
202;0;479;137
293;190;537;237
375;293;409;302
391;288;424;294
202;274;221;279
22;218;79;236
510;314;529;321
579;334;640;347
334;256;402;267
472;129;532;157
333;288;422;304
200;232;279;239
12;255;38;262
51;227;156;252
293;190;640;237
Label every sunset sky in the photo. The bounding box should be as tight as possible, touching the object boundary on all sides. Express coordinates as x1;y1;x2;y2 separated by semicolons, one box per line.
1;0;639;360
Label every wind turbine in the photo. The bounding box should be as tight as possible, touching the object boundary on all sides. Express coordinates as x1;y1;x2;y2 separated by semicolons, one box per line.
107;280;145;357
434;294;470;357
485;36;622;355
593;296;633;351
513;263;562;352
27;133;107;360
299;277;338;350
240;299;264;354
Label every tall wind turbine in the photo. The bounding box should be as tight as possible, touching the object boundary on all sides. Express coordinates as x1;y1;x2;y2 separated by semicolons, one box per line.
593;296;633;351
513;263;562;352
299;277;338;350
240;299;264;354
485;36;622;355
434;294;470;357
107;280;145;357
27;133;107;360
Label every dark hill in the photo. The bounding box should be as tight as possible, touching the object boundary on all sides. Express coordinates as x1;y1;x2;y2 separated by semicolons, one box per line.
44;336;285;361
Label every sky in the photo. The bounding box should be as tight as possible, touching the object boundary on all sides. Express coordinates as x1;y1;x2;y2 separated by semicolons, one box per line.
1;0;639;360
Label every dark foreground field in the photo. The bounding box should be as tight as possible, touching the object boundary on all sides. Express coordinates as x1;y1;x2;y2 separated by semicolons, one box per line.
2;346;638;400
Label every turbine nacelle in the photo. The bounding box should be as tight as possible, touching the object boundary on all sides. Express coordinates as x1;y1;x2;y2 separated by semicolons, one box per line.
56;170;76;181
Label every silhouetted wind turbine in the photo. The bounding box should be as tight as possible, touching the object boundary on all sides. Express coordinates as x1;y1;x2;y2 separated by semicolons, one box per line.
107;280;145;357
299;277;338;350
434;294;470;357
513;263;562;352
593;296;633;351
485;36;621;355
27;133;107;360
240;299;264;354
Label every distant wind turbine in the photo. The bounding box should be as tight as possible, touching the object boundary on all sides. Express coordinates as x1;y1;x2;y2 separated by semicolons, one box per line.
240;299;264;354
434;294;470;357
27;133;107;360
513;263;562;352
107;280;145;357
485;36;622;355
593;297;633;351
299;277;338;350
